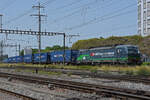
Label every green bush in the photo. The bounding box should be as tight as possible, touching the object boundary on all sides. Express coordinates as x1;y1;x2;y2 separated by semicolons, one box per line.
91;69;98;74
136;67;150;76
142;62;150;66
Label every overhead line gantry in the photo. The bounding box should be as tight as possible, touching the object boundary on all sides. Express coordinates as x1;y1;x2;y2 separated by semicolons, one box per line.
0;29;66;65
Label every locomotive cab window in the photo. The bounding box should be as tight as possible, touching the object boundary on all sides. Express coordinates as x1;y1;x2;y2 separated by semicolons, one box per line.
128;47;139;54
116;48;126;54
117;49;121;53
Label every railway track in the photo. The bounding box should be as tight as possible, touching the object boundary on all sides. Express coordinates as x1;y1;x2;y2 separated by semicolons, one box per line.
0;88;37;100
0;72;150;99
1;66;150;84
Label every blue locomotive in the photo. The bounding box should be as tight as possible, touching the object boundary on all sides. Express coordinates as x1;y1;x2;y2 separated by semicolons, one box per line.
3;45;142;65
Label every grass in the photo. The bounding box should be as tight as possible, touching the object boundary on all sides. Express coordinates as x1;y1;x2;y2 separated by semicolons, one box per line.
99;65;150;76
38;71;62;76
136;66;150;76
15;68;62;76
142;62;150;66
1;63;150;76
0;63;99;70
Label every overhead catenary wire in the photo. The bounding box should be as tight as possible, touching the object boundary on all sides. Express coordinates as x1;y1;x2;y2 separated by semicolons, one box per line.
60;3;137;31
44;0;98;28
4;0;57;25
49;0;119;24
49;0;101;24
4;0;81;25
0;0;138;56
62;9;136;31
42;0;58;7
52;0;84;11
80;24;137;37
5;8;33;25
3;0;58;56
0;0;18;11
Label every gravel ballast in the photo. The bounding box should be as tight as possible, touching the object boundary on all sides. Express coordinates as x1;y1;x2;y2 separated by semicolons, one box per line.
1;69;150;92
0;76;112;100
0;68;149;100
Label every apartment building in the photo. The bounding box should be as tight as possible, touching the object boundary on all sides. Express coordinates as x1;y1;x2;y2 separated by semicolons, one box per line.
138;0;150;36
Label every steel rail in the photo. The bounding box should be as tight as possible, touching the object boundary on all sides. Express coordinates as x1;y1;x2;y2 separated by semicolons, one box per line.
1;66;150;84
0;72;150;99
0;88;37;100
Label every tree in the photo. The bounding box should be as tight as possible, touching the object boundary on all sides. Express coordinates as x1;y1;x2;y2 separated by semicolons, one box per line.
32;49;38;54
20;50;24;56
53;45;62;50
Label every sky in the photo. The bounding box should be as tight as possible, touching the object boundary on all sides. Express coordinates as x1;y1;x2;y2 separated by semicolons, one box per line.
0;0;138;57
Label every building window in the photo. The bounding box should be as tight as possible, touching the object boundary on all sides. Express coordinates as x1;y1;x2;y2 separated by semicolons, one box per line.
138;30;141;35
138;5;141;20
147;28;150;34
147;10;150;17
138;0;141;3
144;11;147;20
144;28;147;34
138;5;141;13
138;21;141;28
147;19;150;25
144;0;146;9
138;13;141;20
147;2;150;10
144;20;146;28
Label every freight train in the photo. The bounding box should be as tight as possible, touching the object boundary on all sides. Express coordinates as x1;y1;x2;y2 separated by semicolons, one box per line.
3;45;142;65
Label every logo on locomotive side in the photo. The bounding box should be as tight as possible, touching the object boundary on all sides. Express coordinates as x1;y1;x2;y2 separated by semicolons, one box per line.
90;52;115;56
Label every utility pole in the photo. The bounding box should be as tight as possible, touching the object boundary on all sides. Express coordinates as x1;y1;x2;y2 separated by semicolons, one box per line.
0;41;3;61
63;34;66;65
19;44;20;56
0;14;3;29
15;43;17;56
31;3;46;64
